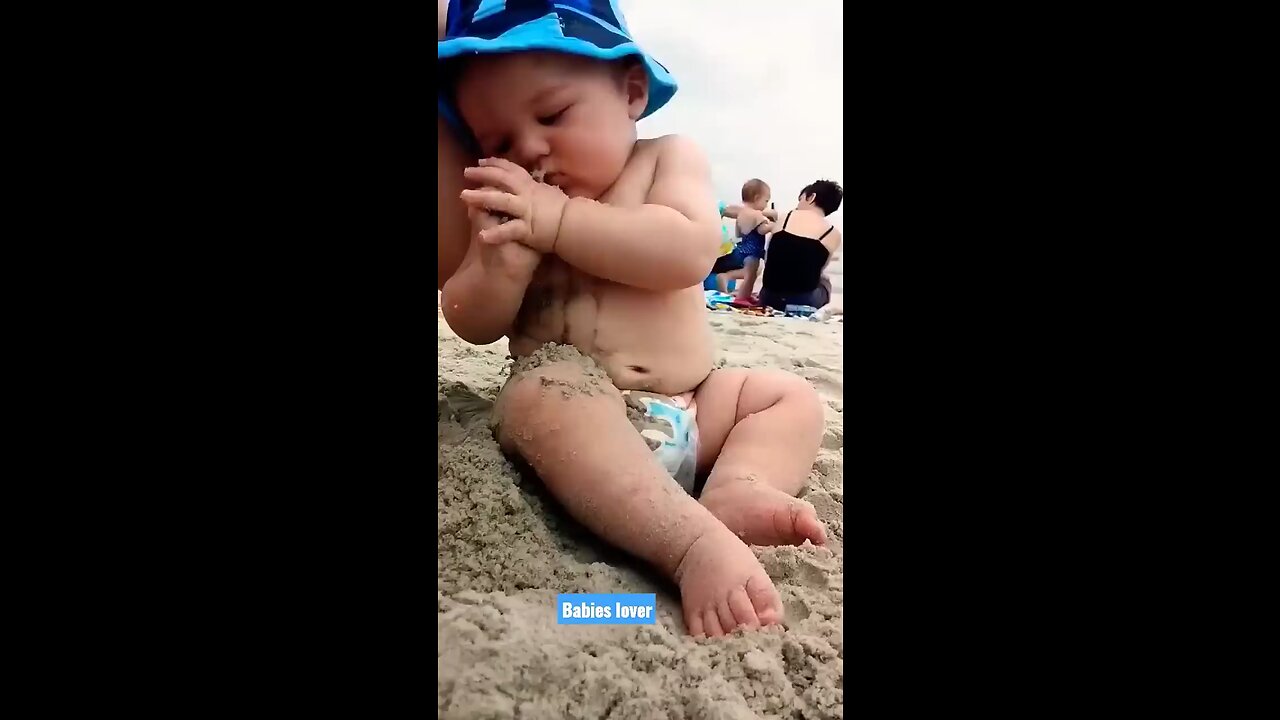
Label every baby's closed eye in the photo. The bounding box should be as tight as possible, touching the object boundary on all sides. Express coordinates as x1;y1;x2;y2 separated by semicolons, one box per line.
537;106;570;126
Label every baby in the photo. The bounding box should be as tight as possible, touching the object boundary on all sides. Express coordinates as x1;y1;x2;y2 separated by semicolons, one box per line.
711;181;777;295
725;179;777;302
439;1;826;637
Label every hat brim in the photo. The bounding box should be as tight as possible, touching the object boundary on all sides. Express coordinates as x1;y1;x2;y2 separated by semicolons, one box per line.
438;12;677;122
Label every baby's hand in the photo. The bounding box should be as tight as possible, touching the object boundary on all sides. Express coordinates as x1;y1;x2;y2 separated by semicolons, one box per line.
468;194;542;279
460;158;568;253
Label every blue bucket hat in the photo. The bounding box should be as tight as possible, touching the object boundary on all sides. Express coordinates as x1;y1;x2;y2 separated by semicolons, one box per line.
439;0;678;136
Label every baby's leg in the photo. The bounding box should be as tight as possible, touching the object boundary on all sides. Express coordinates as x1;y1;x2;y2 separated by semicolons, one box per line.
716;269;746;293
694;369;827;546
495;350;784;636
734;258;762;300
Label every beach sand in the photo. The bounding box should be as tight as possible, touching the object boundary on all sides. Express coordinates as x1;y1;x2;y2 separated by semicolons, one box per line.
438;303;844;719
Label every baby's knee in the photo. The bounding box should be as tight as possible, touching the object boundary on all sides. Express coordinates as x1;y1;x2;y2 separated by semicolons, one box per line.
494;353;622;447
497;361;571;425
749;370;822;416
748;368;815;394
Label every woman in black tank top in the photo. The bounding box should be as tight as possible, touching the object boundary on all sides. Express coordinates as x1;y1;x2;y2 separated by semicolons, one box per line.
759;211;837;311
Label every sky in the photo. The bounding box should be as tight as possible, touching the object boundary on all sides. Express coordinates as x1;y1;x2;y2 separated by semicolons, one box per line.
618;0;845;229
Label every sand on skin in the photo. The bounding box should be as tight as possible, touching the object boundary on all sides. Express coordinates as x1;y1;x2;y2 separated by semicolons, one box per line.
438;299;844;719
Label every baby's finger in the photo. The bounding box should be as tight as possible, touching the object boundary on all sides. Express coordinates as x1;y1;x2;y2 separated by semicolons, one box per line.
479;218;530;245
478;156;529;177
460;188;528;219
472;212;503;231
463;165;515;192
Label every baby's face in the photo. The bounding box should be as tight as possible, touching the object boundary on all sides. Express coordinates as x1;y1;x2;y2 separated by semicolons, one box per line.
749;192;771;211
455;52;649;199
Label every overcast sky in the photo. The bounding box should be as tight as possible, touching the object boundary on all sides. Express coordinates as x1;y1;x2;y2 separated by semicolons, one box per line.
619;0;845;229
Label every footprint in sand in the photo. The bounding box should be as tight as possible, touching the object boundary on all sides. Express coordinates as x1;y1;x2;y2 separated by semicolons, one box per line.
812;452;842;476
803;488;842;521
440;382;495;427
758;547;836;590
821;425;843;450
782;594;812;624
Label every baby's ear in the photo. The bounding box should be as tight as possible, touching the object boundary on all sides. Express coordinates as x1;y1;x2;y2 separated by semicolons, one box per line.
621;60;649;120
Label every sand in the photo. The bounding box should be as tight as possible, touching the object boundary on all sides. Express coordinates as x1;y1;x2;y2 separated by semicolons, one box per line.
438;303;844;719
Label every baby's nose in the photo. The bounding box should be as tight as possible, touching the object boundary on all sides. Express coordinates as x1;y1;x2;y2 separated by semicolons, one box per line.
512;133;550;169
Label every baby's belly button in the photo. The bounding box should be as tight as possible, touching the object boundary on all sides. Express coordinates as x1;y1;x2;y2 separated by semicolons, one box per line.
605;353;675;387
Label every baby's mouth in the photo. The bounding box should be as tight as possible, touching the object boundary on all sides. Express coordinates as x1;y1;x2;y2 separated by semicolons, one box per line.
532;168;565;189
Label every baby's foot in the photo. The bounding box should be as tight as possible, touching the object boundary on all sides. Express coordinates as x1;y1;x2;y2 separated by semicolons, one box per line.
674;525;784;637
700;479;827;547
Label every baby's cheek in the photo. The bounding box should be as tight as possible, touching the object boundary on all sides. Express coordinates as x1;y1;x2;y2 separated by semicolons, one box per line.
584;138;626;183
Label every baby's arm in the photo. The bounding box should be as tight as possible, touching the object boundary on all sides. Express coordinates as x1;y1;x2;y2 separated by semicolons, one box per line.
736;208;774;235
722;206;777;222
552;135;722;290
440;208;539;345
821;229;843;272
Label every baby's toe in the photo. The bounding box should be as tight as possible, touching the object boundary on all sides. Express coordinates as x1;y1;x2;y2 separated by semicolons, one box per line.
794;503;827;545
747;574;784;626
728;586;761;630
716;601;739;634
702;607;725;637
686;607;705;637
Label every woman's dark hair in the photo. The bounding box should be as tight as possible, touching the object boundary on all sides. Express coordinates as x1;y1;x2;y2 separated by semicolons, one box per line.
800;179;843;216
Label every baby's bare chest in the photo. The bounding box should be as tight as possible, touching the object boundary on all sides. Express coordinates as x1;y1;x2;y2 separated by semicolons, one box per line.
598;144;660;207
510;143;697;341
510;261;714;392
512;260;706;352
513;259;606;349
